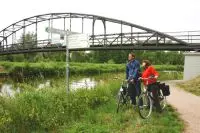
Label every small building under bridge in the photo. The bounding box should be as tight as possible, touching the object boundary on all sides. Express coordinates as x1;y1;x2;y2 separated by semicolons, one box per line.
184;52;200;80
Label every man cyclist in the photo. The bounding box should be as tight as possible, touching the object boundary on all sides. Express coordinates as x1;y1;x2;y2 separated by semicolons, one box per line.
126;52;141;108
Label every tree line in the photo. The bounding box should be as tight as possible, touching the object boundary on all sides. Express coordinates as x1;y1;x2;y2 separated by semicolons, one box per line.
0;50;184;65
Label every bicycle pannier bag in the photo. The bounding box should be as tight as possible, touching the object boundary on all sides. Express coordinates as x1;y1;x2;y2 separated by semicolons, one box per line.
162;85;170;96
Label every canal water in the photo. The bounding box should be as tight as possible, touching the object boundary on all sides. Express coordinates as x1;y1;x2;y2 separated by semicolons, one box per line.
0;71;182;97
0;72;119;97
0;77;99;97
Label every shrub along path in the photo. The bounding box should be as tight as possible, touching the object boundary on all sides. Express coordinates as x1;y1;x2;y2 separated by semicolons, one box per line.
167;80;200;133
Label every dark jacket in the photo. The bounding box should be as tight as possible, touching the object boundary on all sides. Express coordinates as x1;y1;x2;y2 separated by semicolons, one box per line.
126;59;140;81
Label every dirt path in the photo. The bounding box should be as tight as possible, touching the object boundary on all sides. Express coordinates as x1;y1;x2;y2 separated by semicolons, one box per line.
166;80;200;133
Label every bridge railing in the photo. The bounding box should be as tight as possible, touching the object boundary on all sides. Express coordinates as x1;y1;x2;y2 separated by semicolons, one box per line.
89;32;182;47
0;40;52;52
165;31;200;44
1;31;200;53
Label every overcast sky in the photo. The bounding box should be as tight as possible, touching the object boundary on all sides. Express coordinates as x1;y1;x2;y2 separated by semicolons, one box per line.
0;0;200;32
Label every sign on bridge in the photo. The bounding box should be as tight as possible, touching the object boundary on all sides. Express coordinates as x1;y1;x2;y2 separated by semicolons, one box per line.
67;34;89;48
45;27;79;35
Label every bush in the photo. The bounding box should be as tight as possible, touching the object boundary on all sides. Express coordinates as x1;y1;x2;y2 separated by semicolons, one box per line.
0;81;120;132
107;59;115;64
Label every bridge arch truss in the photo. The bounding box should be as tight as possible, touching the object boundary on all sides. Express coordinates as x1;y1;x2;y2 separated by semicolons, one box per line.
0;13;199;55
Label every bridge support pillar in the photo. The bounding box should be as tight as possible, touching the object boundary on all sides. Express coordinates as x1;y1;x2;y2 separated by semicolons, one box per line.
184;52;200;80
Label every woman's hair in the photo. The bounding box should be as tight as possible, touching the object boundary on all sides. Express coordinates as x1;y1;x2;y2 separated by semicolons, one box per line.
142;60;151;67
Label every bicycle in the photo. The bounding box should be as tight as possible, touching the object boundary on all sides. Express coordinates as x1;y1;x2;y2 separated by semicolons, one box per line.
116;80;131;113
157;82;167;110
138;77;167;119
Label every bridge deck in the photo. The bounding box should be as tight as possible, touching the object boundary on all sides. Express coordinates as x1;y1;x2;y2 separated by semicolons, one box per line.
0;43;200;55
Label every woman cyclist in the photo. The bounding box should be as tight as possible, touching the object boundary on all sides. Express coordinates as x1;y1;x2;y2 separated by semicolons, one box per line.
141;60;162;113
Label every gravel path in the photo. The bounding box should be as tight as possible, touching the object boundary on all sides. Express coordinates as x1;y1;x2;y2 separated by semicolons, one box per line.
166;81;200;133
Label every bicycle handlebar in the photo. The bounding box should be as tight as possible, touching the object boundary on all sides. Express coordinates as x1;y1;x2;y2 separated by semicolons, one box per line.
116;76;158;84
138;76;158;81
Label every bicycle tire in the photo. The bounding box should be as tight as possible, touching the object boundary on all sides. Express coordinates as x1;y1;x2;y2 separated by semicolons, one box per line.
159;89;167;110
160;96;167;110
138;92;153;119
116;92;123;113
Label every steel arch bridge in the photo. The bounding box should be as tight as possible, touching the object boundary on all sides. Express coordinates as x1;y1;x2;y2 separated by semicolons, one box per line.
0;12;200;55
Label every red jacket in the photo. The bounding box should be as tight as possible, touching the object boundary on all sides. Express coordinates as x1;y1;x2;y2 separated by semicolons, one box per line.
142;66;159;85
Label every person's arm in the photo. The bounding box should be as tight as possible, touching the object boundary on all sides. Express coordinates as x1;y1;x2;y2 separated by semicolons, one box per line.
133;61;140;79
150;66;159;78
126;64;129;80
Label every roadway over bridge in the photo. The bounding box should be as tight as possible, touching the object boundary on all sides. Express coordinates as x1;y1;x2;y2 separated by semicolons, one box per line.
0;13;200;55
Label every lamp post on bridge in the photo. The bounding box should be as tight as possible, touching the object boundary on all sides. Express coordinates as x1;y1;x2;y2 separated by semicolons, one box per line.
45;27;82;93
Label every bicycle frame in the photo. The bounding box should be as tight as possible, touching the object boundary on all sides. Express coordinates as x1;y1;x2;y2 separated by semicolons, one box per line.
140;77;156;99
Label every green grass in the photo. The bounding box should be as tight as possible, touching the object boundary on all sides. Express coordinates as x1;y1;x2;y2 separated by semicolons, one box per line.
0;82;117;132
0;61;183;77
0;75;184;133
61;102;184;133
0;62;125;77
177;75;200;96
158;71;183;81
154;65;183;72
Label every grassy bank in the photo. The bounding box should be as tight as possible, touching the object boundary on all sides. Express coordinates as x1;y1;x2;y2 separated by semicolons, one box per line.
158;71;183;81
0;75;184;132
63;102;183;133
177;76;200;96
0;62;124;76
0;61;183;77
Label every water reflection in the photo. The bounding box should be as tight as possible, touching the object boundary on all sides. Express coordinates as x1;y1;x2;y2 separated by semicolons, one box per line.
37;80;51;90
70;78;96;90
0;84;20;97
0;76;97;97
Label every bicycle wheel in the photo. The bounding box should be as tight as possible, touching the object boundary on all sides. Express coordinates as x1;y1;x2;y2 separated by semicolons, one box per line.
138;92;153;119
116;91;128;113
116;92;122;113
159;89;167;110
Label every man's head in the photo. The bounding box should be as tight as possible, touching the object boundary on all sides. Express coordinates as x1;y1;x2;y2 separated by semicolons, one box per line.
128;52;135;61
